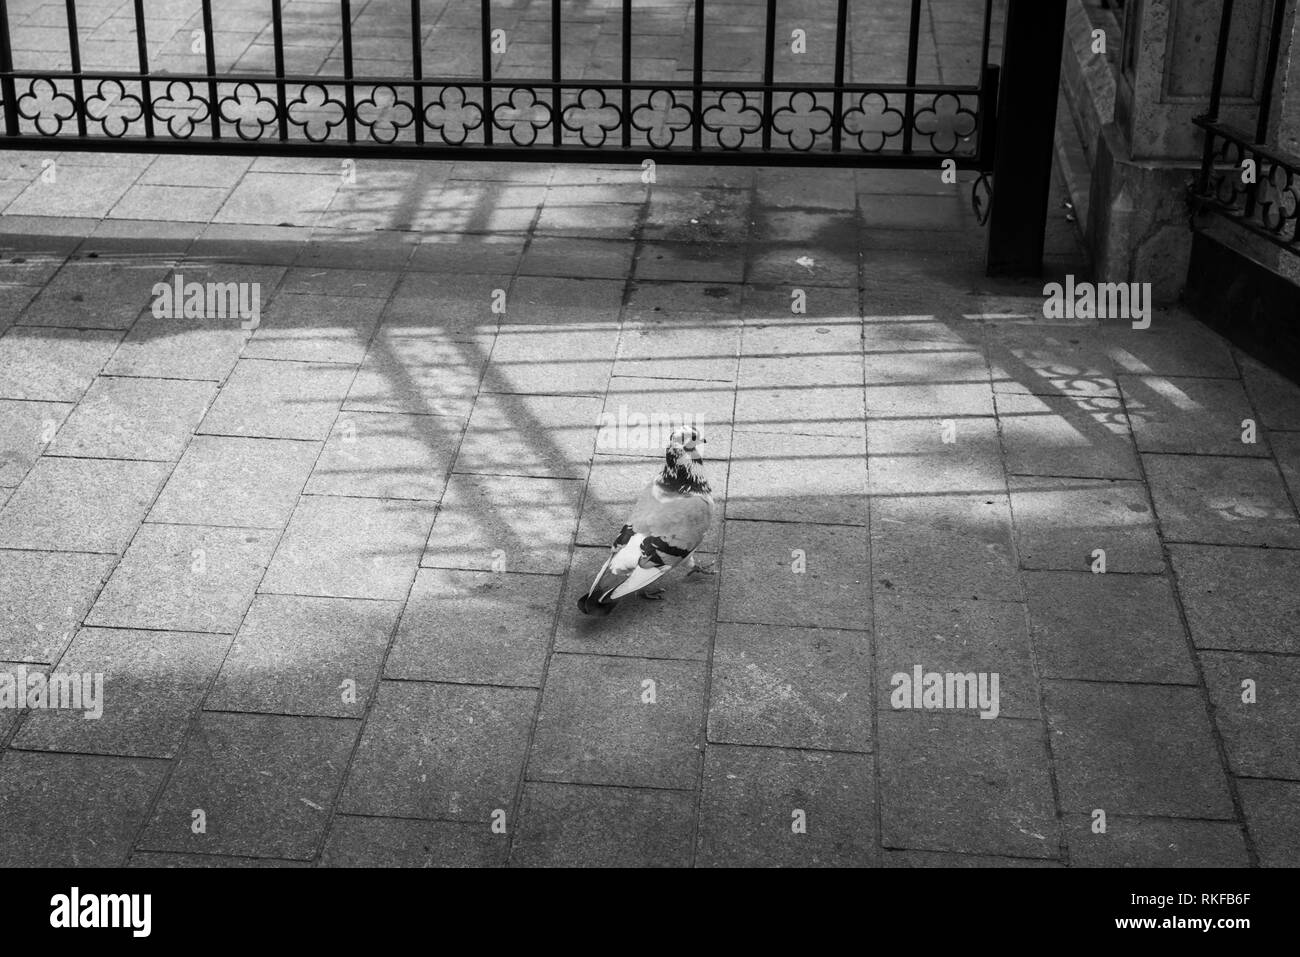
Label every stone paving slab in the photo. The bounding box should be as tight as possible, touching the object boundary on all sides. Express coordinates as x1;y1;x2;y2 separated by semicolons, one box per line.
1044;681;1235;820
985;321;1118;399
0;750;166;867
530;653;706;790
875;595;1038;720
386;568;561;687
709;623;873;752
696;745;876;867
455;392;602;479
1238;779;1300;868
512;781;696;867
727;430;868;526
1009;476;1165;574
45;375;216;462
0;397;73;487
0;326;123;402
718;520;870;630
305;410;459;501
261;494;435;601
1240;355;1300;430
138;711;360;860
1123;375;1269;458
197;358;357;441
1023;571;1197;685
1063;814;1251;868
244;293;385;366
148;434;321;529
995;392;1140;480
0;550;115;663
422;472;584;575
1169;545;1300;655
87;523;278;634
1200;651;1300;781
1143;454;1300;548
871;492;1021;602
321;814;507;868
340;680;535;822
207;594;401;718
868;415;1005;496
878;713;1059;859
13;626;231;759
0;456;170;553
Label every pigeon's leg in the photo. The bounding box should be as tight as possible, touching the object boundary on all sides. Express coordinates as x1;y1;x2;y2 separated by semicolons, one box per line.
685;553;717;576
640;588;666;601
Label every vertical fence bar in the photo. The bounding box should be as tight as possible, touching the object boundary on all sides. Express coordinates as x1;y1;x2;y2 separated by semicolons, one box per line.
201;0;220;138
551;0;560;146
410;0;424;144
985;0;1067;275
979;0;994;71
1197;0;1235;198
622;0;631;148
481;0;493;145
341;0;356;142
902;0;922;154
1255;0;1288;144
0;0;16;136
132;0;153;137
692;0;703;150
831;0;848;152
272;0;288;141
1205;0;1235;123
761;0;776;151
975;0;994;162
64;0;86;136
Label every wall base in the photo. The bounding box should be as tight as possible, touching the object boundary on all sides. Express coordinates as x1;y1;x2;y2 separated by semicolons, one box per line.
1086;122;1198;303
1183;228;1300;384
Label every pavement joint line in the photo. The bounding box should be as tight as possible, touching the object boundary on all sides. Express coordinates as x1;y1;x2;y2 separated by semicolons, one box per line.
978;314;1070;862
349;676;543;693
523;777;701;795
505;173;608;866
1118;351;1262;868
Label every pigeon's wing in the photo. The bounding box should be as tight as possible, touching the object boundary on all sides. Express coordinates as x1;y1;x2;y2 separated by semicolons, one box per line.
628;482;713;558
583;482;712;604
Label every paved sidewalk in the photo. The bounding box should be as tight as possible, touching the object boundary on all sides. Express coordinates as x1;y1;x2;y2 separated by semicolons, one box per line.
1;141;1298;867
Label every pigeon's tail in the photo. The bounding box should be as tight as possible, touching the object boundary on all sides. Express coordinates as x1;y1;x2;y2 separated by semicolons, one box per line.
577;590;617;616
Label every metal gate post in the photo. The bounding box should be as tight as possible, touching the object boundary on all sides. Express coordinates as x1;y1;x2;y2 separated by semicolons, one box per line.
985;0;1068;276
0;0;19;136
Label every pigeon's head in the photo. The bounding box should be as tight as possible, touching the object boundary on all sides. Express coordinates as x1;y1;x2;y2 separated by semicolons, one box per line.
667;427;706;465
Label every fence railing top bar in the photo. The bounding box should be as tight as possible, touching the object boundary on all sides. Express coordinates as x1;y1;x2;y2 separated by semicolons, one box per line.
1195;116;1300;171
0;68;982;96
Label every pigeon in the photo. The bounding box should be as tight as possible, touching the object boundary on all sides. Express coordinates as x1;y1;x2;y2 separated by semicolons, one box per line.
577;427;715;616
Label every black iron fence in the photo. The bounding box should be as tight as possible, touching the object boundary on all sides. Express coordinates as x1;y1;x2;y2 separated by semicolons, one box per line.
0;0;999;168
1192;0;1298;255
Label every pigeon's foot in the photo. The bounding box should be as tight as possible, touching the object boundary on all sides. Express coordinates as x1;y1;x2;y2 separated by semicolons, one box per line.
640;588;666;601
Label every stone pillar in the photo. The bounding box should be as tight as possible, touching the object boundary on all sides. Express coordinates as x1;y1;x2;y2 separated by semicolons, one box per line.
1086;0;1283;300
